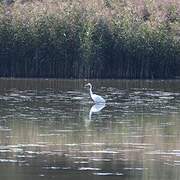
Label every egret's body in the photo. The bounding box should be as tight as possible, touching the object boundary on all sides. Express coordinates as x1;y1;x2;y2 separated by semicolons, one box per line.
85;83;105;104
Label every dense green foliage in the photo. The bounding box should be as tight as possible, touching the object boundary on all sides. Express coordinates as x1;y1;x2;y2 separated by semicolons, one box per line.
0;0;179;78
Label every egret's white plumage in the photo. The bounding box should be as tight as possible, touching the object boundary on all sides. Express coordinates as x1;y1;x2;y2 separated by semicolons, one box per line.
85;83;105;104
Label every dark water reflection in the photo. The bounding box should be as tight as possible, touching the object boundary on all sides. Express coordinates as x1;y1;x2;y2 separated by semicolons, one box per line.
0;79;180;180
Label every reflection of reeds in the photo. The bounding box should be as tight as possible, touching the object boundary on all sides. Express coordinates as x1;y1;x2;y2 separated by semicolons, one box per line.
0;0;179;78
1;111;180;165
0;109;180;179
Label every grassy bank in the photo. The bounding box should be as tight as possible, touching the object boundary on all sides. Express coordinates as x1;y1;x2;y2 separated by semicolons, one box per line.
0;0;179;79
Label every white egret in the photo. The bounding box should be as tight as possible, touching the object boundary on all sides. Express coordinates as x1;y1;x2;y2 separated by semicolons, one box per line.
85;83;105;104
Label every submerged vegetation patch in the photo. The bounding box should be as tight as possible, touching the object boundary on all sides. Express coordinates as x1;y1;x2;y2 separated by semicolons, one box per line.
0;0;179;79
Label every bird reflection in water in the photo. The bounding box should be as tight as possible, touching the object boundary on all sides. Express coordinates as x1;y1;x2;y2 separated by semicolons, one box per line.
85;103;105;127
89;103;106;120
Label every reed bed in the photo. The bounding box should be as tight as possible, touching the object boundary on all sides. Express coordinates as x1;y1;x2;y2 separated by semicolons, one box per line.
0;0;179;78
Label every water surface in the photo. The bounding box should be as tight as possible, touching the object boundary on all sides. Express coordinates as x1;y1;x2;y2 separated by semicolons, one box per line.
0;79;180;180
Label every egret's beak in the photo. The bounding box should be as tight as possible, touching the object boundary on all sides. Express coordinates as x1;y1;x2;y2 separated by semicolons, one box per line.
84;84;89;87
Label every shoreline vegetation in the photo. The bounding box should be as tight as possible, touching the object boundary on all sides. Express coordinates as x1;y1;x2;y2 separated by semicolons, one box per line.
0;0;179;79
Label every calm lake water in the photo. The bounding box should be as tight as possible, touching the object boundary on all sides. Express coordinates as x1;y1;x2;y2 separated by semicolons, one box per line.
0;79;180;180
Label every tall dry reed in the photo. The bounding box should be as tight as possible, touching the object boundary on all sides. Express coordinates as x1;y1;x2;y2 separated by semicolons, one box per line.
0;0;179;78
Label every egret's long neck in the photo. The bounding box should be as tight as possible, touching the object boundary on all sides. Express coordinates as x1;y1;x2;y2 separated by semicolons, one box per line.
89;86;93;97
